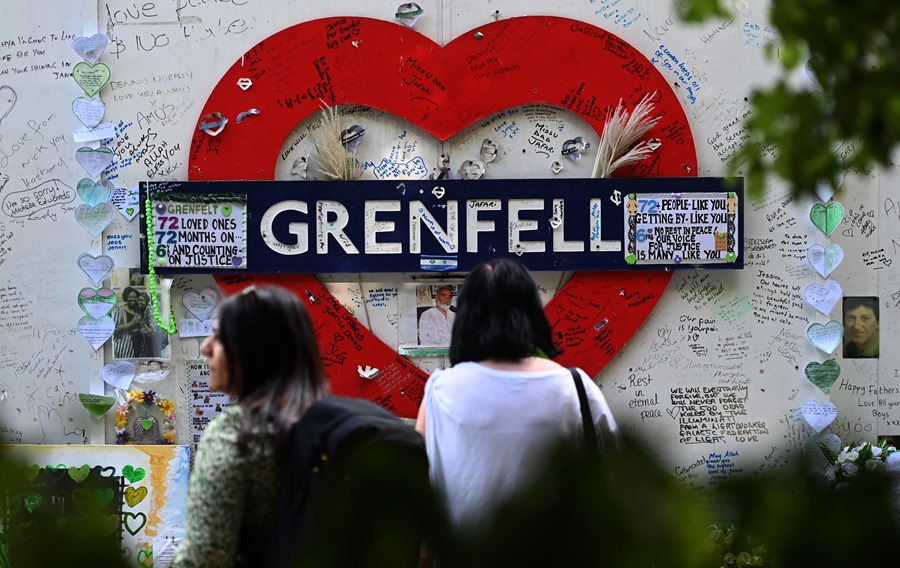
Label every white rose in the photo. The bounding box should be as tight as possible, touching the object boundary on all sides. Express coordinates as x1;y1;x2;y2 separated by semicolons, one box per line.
866;458;884;471
841;461;860;477
871;446;883;458
838;449;859;464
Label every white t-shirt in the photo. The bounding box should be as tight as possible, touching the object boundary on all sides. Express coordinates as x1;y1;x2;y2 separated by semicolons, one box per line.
418;307;455;345
422;361;618;532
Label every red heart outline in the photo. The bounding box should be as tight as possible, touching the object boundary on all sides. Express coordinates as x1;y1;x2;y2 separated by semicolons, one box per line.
191;16;696;418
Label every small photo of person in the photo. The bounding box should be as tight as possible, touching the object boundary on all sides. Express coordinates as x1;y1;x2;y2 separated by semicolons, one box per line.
417;284;458;347
843;296;879;359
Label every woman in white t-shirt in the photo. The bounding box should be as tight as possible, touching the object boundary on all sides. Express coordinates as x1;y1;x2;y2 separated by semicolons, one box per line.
415;258;618;534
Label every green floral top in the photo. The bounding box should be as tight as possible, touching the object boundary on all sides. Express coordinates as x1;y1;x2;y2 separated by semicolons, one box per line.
172;406;280;567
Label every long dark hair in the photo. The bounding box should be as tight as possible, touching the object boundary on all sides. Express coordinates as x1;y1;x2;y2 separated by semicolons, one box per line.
449;258;561;365
217;284;327;454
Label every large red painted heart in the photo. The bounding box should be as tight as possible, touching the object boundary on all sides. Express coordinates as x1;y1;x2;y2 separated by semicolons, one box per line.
192;16;696;418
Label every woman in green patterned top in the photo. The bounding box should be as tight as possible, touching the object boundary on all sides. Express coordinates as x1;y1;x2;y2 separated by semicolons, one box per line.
173;285;328;567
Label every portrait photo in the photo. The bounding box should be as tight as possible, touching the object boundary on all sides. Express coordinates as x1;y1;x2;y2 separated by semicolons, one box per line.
843;296;879;359
111;269;171;360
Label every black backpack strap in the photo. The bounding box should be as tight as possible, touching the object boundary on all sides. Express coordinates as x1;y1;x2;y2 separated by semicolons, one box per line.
570;367;598;452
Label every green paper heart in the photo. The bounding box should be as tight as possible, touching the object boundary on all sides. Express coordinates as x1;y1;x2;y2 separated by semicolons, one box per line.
72;62;111;97
124;512;148;535
810;202;844;237
221;205;233;216
141;418;154;430
79;393;116;419
43;464;68;482
23;494;42;514
805;359;841;393
24;464;40;483
122;465;146;484
625;253;636;265
78;287;117;319
68;464;91;483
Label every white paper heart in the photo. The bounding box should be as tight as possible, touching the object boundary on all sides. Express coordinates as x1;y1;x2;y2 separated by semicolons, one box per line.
181;288;219;321
800;400;838;433
804;280;843;316
76;178;113;206
102;361;136;390
75;147;114;178
75;203;114;237
71;33;109;64
807;244;844;278
72;97;106;129
77;253;114;285
78;315;115;350
807;320;843;355
111;185;139;221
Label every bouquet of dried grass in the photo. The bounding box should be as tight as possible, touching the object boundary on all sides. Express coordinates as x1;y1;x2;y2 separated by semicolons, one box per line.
591;92;660;179
310;104;362;181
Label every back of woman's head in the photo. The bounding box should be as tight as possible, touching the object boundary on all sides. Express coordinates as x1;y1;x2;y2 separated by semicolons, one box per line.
449;258;560;365
217;285;327;449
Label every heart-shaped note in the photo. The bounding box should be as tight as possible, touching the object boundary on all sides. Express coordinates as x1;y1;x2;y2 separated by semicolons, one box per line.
77;287;117;319
72;62;111;97
71;33;109;64
198;112;228;136
810;202;844;237
181;288;219;321
804;280;843;316
807;320;843;355
75;147;114;178
122;465;146;484
77;315;115;350
807;243;844;278
0;85;16;126
77;253;114;285
124;486;148;507
111;185;140;220
800;400;838;433
805;359;841;393
76;178;114;206
72;97;105;129
102;361;136;390
75;203;114;237
78;393;116;419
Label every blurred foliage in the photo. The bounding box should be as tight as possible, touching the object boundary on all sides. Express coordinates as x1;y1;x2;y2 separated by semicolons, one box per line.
678;1;900;199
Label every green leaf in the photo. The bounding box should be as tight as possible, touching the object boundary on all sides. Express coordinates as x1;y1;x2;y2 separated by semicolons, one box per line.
817;442;839;465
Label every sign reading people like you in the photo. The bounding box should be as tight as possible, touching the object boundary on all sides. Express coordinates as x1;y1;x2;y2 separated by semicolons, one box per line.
141;178;742;273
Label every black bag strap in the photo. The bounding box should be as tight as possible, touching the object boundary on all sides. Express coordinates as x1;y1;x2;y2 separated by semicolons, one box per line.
570;367;598;452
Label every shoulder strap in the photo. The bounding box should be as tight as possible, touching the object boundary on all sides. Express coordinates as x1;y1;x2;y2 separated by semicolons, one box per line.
570;367;598;452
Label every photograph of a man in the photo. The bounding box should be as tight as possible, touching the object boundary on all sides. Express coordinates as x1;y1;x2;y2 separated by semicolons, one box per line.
418;286;456;346
843;296;879;359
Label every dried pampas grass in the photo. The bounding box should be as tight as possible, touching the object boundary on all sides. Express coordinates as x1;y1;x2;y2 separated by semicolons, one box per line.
309;104;362;181
591;91;661;179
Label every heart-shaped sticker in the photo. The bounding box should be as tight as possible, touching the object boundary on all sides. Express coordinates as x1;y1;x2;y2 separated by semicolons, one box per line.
431;186;445;199
124;486;148;507
807;321;844;355
102;361;136;391
805;359;841;393
804;280;843;316
71;33;109;64
78;287;117;319
0;85;16;126
181;288;219;321
810;202;844;237
111;185;140;221
75;147;114;178
72;97;106;129
78;393;116;419
221;205;233;217
198;112;228;136
395;2;423;27
76;178;114;206
122;465;146;484
800;400;838;433
77;253;114;285
807;243;844;278
77;315;115;350
75;203;114;237
72;62;111;97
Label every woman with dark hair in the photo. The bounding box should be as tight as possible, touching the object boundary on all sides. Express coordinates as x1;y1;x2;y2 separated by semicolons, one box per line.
415;258;618;534
173;285;328;567
112;286;145;358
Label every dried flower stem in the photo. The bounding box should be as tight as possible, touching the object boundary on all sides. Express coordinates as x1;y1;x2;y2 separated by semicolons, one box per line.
591;91;661;178
311;103;362;181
